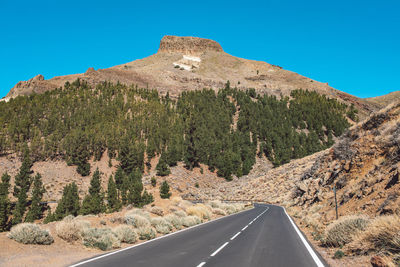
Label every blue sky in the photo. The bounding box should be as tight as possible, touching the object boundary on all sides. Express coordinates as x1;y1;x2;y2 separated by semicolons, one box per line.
0;0;399;98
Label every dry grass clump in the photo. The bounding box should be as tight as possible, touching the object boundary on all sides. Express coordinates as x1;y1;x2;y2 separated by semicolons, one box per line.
164;214;183;230
171;196;183;205
126;209;151;220
8;223;54;245
221;203;237;215
212;208;226;216
82;228;120;251
174;210;187;218
351;215;400;254
178;200;193;210
322;215;369;247
137;226;156;240
113;225;137;244
182;215;201;227
150;206;164;216
151;217;173;234
209;200;222;209
125;214;151;228
186;204;211;221
55;218;90;242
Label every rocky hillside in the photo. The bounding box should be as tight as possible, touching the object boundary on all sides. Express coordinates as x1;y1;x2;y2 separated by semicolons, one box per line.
5;36;377;116
198;101;400;222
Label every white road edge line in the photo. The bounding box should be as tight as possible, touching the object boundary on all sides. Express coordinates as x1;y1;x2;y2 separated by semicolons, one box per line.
69;206;254;267
230;232;241;240
242;225;248;231
196;262;206;267
210;242;229;257
283;207;325;267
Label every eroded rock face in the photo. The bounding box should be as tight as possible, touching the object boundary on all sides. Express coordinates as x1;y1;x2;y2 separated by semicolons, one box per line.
158;35;223;55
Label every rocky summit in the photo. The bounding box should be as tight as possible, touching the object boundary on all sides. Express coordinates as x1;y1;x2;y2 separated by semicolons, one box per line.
158;35;224;55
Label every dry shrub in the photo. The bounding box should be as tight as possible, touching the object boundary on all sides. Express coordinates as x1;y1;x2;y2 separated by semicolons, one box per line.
182;216;201;227
150;206;164;216
125;214;150;228
174;210;187;218
137;226;156;240
352;215;400;254
323;215;369;247
126;209;151;220
82;228;120;251
171;196;182;205
209;200;222;209
164;214;183;229
186;204;211;221
212;208;226;216
55;219;90;242
221;204;237;215
178;200;193;210
150;217;173;234
113;225;137;244
8;223;54;245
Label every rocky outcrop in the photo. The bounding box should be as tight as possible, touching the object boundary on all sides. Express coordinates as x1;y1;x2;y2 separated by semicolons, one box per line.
292;102;400;219
158;35;223;55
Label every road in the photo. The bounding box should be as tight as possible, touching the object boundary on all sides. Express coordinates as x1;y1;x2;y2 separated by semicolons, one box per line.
71;204;326;267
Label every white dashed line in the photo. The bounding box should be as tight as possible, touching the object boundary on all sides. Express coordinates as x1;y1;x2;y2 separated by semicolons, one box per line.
195;206;270;267
230;232;241;240
210;242;229;257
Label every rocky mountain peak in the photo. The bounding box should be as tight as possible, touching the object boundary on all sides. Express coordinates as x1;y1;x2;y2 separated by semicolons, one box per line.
157;35;223;56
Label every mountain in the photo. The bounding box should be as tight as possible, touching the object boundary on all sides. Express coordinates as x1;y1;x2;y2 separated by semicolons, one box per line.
5;35;377;116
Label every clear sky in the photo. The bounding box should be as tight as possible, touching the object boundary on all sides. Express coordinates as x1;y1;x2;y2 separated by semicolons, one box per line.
0;0;399;99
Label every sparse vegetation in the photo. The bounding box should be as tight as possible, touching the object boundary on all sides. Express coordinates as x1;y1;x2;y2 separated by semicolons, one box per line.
351;215;400;254
113;225;137;244
125;214;150;228
182;215;201;227
55;217;90;242
137;226;156;240
322;215;369;247
186;204;211;221
8;223;54;245
82;227;120;251
150;206;164;216
333;249;345;259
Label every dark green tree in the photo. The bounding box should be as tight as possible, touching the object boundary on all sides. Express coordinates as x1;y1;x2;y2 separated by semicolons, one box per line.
107;175;121;212
12;145;32;224
156;153;171;176
54;182;80;220
0;172;11;231
80;169;105;215
160;181;171;199
25;173;45;222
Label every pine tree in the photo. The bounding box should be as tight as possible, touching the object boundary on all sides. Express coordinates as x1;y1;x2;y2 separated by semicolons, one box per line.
141;189;154;205
54;182;80;220
107;175;121;212
80;169;105;215
25;174;45;222
12;145;32;224
160;181;171;199
156;153;171;176
0;172;11;231
114;166;124;200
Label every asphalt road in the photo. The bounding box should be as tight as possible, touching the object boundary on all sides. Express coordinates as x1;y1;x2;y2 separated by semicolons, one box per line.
71;204;326;267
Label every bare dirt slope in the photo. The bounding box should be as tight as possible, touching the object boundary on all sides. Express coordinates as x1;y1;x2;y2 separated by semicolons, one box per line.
5;36;377;116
